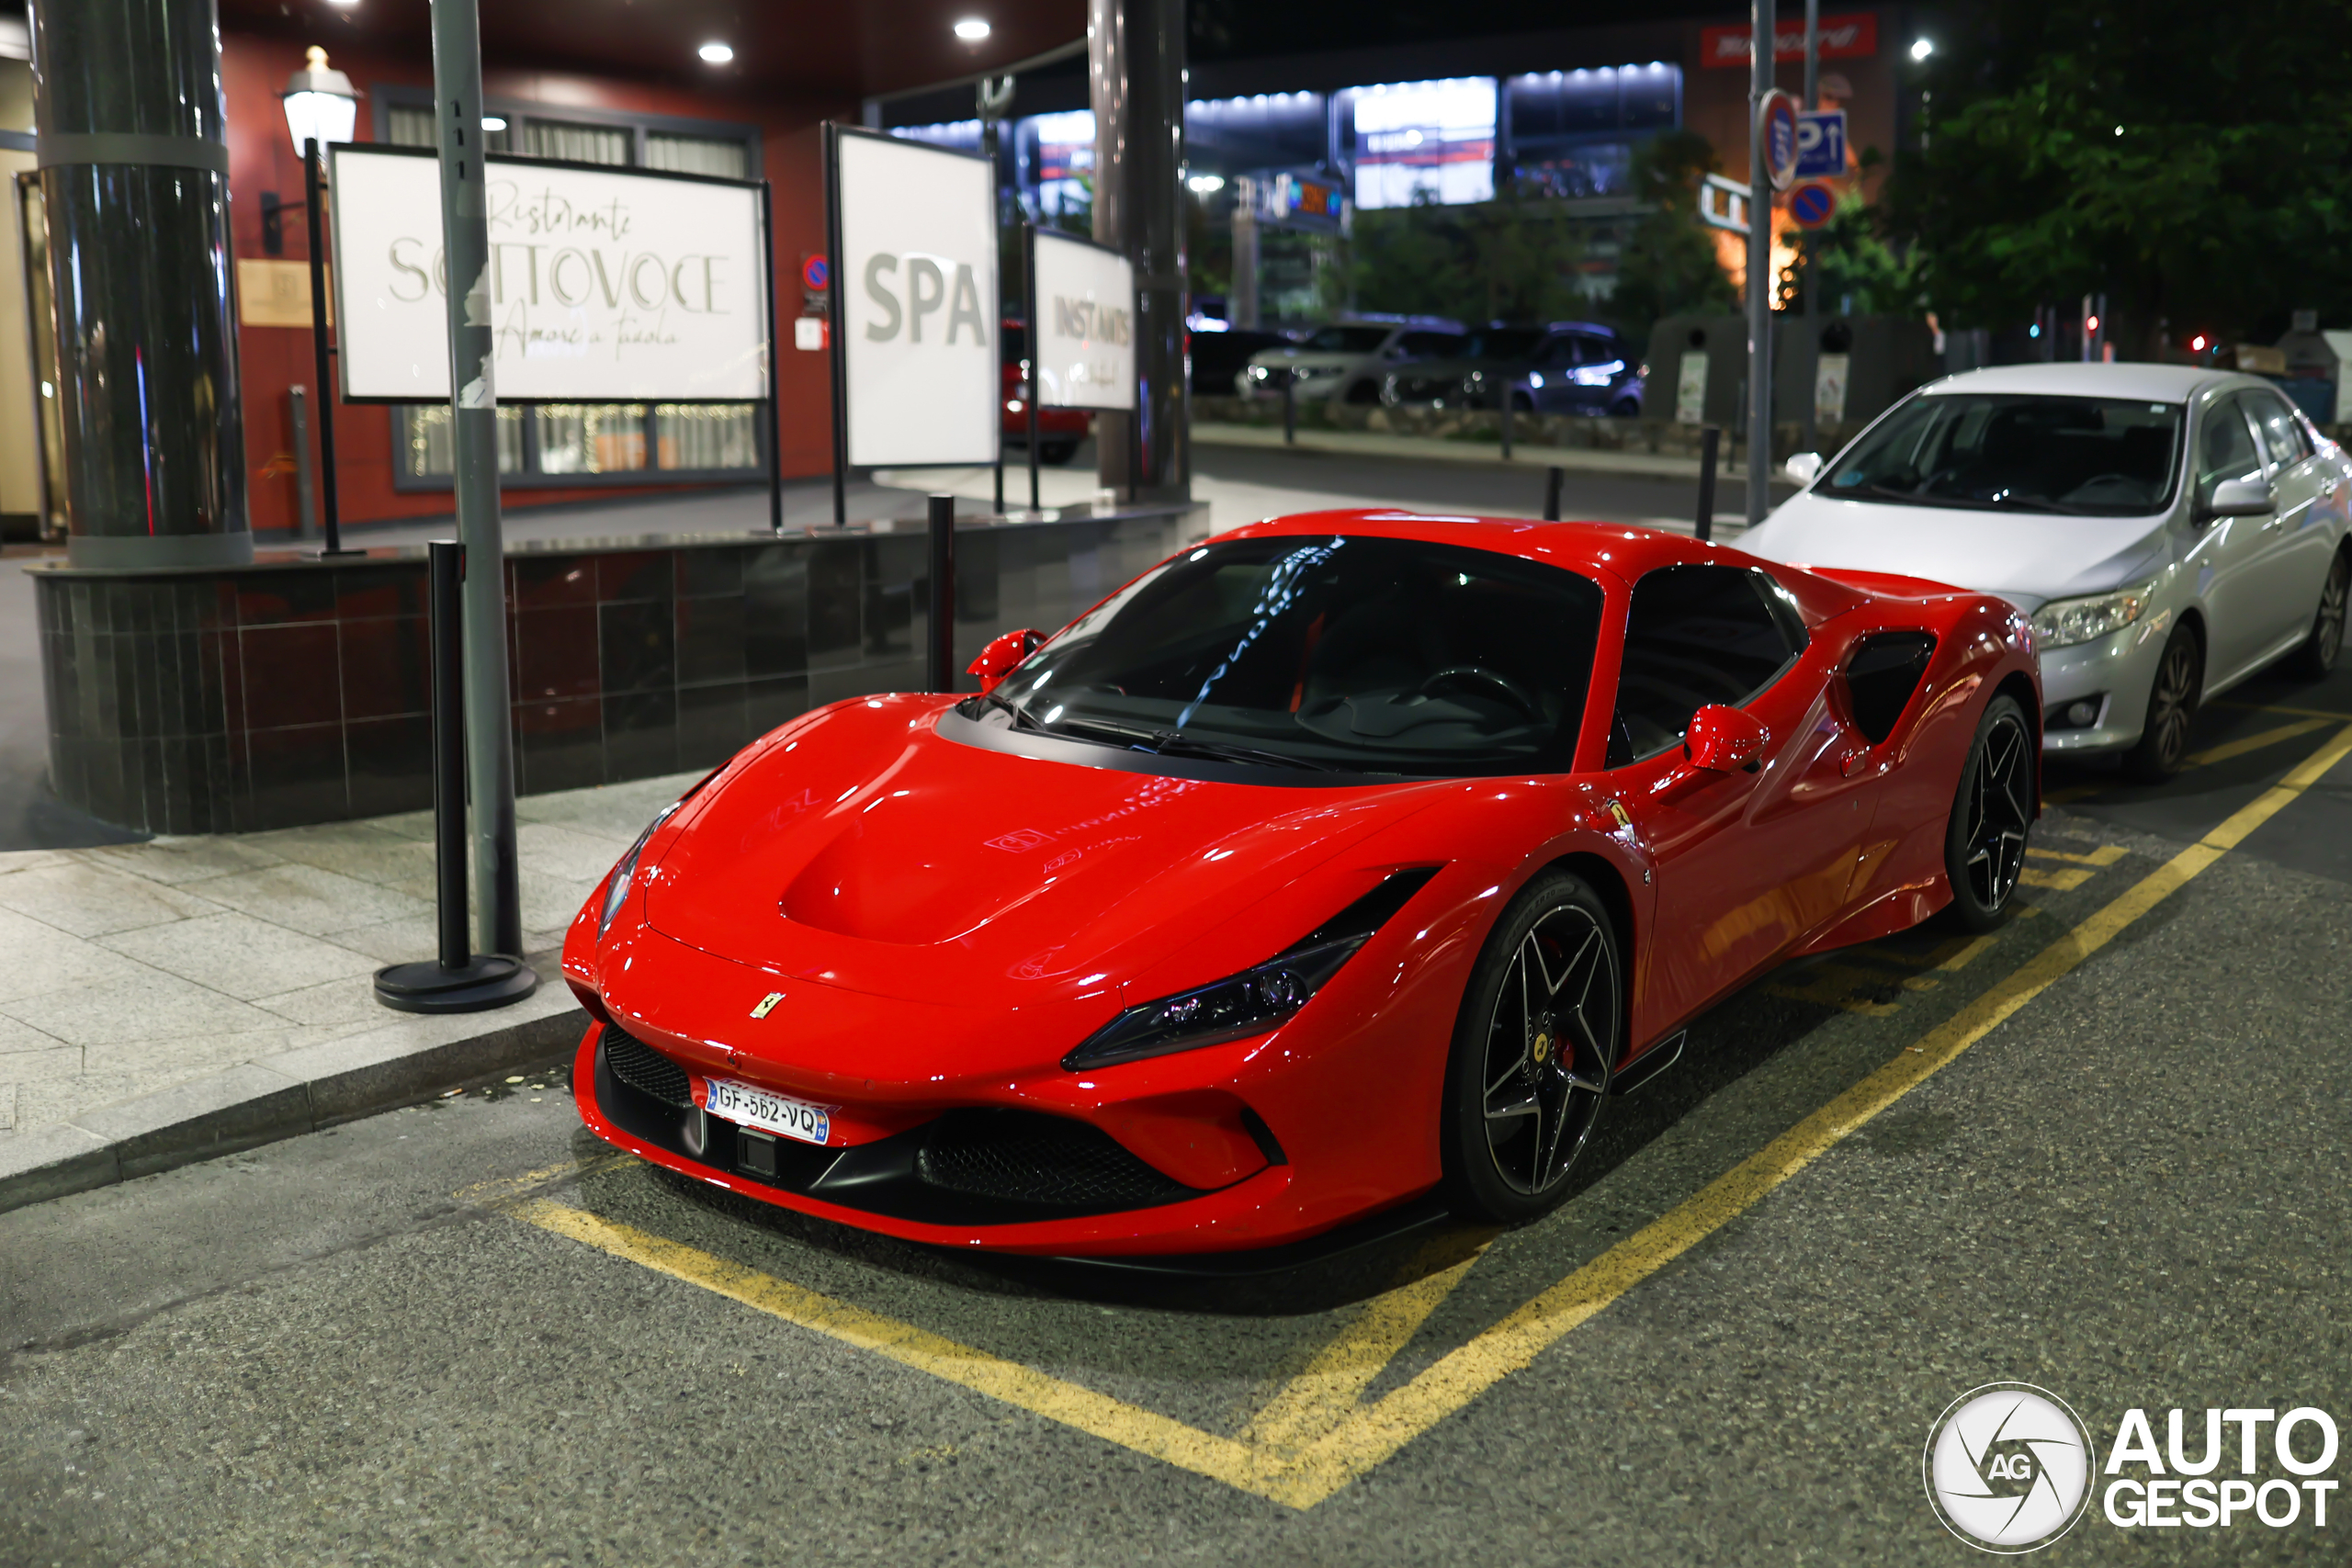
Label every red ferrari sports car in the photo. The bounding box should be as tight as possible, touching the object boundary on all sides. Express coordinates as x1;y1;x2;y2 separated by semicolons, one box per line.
564;512;2039;1257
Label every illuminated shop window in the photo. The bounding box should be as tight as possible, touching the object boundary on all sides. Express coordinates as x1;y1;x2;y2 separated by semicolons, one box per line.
401;405;525;479
1348;78;1498;210
656;404;760;470
536;405;649;474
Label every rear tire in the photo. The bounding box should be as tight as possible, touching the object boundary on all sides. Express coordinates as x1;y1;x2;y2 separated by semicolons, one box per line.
1943;694;2034;931
2287;548;2349;681
2121;626;2201;783
1039;441;1078;467
1442;872;1619;1223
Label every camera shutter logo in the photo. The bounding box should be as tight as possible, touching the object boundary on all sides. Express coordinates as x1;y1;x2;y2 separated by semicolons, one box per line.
1924;1384;2097;1552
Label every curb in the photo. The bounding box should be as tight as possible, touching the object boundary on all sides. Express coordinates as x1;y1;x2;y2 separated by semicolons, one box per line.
0;964;587;1218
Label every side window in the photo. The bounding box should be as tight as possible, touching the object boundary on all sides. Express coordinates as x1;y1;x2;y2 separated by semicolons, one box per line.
1609;565;1807;765
2247;391;2313;468
1532;335;1578;370
2197;397;2263;493
1397;331;1465;357
1574;334;1623;368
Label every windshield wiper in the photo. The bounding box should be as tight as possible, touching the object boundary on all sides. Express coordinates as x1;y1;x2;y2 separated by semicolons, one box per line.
972;691;1047;730
1137;730;1345;773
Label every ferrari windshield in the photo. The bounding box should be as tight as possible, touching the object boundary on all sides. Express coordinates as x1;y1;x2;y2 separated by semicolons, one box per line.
971;536;1604;777
1820;393;2186;515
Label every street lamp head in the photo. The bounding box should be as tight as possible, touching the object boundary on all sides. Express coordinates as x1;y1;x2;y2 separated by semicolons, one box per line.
282;46;360;156
1909;38;1935;62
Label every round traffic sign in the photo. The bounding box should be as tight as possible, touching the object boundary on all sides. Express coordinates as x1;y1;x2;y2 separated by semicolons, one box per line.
1789;181;1836;230
1759;90;1802;191
801;254;831;292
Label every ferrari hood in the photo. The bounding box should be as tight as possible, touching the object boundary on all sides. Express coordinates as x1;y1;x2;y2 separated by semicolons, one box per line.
640;697;1448;1009
1745;491;2175;610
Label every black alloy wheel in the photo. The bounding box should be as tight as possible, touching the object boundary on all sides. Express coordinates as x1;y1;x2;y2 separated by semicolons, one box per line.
1443;871;1620;1222
2121;625;2202;783
2290;549;2349;681
1943;694;2034;932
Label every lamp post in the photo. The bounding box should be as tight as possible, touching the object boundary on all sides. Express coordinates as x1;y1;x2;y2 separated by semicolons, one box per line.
281;47;360;557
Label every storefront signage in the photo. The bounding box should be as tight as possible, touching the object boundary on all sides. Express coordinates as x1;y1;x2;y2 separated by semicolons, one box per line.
1700;13;1878;66
1029;229;1135;412
328;145;767;402
830;127;1000;467
1351;78;1497;210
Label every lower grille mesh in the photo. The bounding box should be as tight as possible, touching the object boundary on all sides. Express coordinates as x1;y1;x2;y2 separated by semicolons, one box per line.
605;1025;692;1108
915;1111;1197;1210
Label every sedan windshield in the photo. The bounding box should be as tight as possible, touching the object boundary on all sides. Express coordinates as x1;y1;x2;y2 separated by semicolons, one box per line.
1299;326;1391;354
971;536;1604;777
1820;394;2186;515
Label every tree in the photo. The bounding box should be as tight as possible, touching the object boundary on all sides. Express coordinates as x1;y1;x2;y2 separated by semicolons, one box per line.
1797;180;1926;317
1340;186;1590;326
1606;130;1738;333
1881;0;2352;352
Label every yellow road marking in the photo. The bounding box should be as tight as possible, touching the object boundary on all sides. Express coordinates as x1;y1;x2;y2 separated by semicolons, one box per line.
452;1152;632;1209
2212;700;2352;722
2187;717;2330;768
2019;866;2093;891
505;722;2352;1511
2027;844;2127;867
1240;1247;1487;1457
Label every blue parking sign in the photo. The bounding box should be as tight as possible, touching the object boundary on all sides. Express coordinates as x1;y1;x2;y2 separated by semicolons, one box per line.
1795;111;1847;179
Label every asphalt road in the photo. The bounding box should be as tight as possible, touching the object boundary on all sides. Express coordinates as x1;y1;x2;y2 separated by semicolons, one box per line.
5;660;2350;1563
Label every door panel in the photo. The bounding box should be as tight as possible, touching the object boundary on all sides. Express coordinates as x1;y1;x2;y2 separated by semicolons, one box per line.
2191;395;2282;683
2245;391;2338;661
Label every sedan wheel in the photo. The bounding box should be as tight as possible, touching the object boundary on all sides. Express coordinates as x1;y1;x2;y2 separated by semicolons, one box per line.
1444;872;1619;1221
1943;694;2033;931
2121;626;2202;783
2290;549;2349;681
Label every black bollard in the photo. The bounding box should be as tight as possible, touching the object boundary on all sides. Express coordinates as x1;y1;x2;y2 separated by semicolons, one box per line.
1695;425;1721;544
1543;465;1564;522
374;541;537;1013
927;493;956;693
1282;376;1296;446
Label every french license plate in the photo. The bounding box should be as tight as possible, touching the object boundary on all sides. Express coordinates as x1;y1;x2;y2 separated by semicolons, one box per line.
700;1077;831;1145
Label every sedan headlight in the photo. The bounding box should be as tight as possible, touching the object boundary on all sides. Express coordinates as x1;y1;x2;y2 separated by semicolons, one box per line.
597;801;684;940
2030;578;2160;650
1062;868;1437;1071
1572;357;1626;387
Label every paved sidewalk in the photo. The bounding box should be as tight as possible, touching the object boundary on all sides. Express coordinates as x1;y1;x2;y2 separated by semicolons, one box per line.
0;770;692;1150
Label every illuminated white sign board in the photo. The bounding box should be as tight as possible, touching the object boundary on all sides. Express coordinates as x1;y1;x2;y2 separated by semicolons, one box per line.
328;145;767;401
1351;78;1498;210
1030;229;1134;412
832;129;1000;467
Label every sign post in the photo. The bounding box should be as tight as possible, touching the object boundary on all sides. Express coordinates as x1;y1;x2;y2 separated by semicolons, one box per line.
824;125;1001;526
1747;0;1783;527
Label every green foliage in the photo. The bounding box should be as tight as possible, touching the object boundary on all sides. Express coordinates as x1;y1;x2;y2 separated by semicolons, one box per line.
1881;0;2352;350
1797;187;1926;316
1606;130;1738;333
1340;186;1592;326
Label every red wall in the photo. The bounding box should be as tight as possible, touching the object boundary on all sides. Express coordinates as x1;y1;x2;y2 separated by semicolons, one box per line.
221;33;851;536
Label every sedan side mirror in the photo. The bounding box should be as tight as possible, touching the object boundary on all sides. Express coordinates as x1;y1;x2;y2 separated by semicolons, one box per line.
1782;451;1825;486
2205;476;2276;517
1686;704;1768;773
967;627;1046;692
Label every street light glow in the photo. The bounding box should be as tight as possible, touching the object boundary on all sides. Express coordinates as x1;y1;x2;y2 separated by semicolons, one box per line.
1909;38;1934;61
955;17;992;40
1186;173;1226;193
698;41;734;63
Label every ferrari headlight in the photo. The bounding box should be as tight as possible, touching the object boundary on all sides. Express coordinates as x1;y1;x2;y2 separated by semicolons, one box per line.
1062;867;1438;1071
597;801;683;941
2030;578;2159;650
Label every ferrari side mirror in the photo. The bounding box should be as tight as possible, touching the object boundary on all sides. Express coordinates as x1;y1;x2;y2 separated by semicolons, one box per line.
967;627;1046;692
1686;705;1768;773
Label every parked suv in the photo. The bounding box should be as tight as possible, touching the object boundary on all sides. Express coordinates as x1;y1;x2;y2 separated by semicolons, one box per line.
1385;321;1643;417
1238;316;1467;405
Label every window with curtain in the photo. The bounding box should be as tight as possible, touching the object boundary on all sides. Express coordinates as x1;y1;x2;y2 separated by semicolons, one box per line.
524;119;631;166
645;133;751;179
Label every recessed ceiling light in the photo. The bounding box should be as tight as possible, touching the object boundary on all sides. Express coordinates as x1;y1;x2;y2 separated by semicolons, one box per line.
954;17;991;40
699;41;734;63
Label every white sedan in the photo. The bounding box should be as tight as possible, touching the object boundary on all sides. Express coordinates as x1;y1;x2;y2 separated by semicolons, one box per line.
1746;363;2352;779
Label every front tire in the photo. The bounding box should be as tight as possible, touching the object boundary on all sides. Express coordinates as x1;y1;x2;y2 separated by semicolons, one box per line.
2121;625;2201;782
2288;548;2349;681
1442;872;1620;1223
1943;694;2034;931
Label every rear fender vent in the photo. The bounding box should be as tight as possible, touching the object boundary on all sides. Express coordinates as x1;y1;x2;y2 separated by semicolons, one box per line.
1844;631;1938;745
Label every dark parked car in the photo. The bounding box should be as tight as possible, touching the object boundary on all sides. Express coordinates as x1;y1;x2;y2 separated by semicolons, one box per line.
1002;321;1091;466
1189;327;1295;400
1385;321;1645;418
